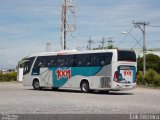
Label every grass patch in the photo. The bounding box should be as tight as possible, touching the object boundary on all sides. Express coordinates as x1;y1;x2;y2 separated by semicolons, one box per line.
0;72;17;82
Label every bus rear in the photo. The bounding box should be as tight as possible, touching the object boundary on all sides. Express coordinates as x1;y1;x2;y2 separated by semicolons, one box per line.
112;50;137;90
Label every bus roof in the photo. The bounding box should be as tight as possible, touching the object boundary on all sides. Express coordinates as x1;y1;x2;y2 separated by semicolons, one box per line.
28;49;119;58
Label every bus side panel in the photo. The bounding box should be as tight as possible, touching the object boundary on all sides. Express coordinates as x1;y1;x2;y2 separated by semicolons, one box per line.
31;67;52;87
111;51;118;89
49;67;101;88
51;65;112;90
89;65;112;89
62;75;83;88
96;64;112;76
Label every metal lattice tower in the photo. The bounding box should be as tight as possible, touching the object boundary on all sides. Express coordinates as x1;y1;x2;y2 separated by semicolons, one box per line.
61;0;76;50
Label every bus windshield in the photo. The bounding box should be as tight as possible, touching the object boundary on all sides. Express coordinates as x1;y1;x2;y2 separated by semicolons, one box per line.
23;57;35;75
118;50;136;62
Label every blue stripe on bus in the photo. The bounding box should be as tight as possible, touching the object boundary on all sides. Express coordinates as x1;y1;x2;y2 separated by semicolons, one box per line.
48;67;102;87
133;67;136;82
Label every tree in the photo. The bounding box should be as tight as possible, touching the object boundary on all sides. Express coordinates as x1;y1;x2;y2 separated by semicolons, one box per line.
108;45;113;49
137;54;160;73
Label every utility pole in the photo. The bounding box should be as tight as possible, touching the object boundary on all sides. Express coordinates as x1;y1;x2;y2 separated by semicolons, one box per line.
61;0;76;50
107;37;114;49
133;21;149;76
100;37;105;49
88;36;93;50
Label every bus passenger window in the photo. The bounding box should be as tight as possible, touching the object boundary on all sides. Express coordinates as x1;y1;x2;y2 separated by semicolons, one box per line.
67;55;75;67
78;61;82;66
48;63;51;67
90;54;97;66
57;59;65;67
101;60;105;66
37;62;43;67
34;56;46;68
87;62;91;66
50;60;56;67
69;59;74;67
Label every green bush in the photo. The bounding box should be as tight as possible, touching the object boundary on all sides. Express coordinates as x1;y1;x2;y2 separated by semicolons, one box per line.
137;71;145;85
137;54;160;73
145;69;157;86
152;73;160;87
0;72;17;82
137;69;160;87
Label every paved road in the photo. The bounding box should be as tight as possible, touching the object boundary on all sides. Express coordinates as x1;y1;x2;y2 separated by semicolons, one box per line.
0;82;160;114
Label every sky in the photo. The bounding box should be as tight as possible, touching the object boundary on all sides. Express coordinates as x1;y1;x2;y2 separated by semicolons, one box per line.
0;0;160;68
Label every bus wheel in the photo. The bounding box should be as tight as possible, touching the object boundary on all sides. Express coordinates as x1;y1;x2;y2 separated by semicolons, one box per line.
33;79;41;90
80;81;90;93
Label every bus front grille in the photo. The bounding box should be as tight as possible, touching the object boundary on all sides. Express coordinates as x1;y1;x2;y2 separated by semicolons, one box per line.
100;77;111;88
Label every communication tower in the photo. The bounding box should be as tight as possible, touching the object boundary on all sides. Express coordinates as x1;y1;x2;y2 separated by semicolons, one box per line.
61;0;76;50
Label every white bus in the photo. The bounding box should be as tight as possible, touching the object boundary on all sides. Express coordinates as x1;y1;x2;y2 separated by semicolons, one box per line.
22;49;137;93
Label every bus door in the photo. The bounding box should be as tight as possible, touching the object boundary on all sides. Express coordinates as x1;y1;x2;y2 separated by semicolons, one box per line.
22;57;35;85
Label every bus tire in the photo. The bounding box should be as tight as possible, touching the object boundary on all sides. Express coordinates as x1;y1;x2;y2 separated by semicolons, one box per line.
80;81;90;93
33;79;41;90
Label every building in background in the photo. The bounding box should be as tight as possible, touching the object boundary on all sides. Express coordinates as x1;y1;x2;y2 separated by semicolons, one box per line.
134;49;160;58
0;69;16;74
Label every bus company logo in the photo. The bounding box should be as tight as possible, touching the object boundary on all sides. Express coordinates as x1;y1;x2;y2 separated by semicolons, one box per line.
56;68;71;80
124;70;132;76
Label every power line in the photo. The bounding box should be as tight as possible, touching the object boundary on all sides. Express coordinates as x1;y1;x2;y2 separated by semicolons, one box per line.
148;25;160;27
117;25;134;47
131;37;143;49
148;17;160;23
133;21;149;76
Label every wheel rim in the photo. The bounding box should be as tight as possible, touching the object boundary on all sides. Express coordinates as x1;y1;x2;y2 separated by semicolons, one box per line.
82;83;87;91
34;81;39;89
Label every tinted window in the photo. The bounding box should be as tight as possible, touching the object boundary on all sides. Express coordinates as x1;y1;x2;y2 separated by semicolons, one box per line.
46;56;57;67
98;53;113;66
29;57;35;68
66;55;75;67
56;56;67;67
118;50;136;62
75;53;113;67
23;57;35;75
75;54;92;67
32;52;113;68
75;54;85;67
90;54;98;66
34;56;46;68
